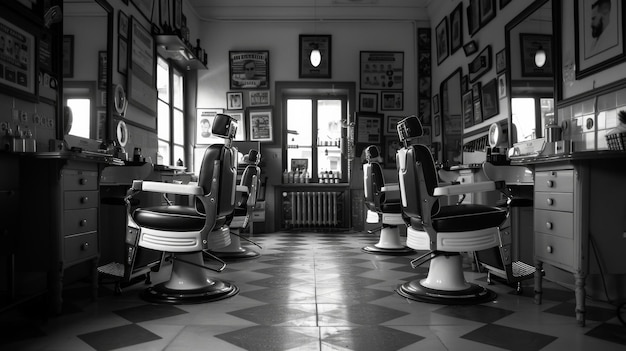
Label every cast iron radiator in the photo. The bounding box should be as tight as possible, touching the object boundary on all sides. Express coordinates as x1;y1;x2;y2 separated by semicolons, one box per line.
281;191;345;229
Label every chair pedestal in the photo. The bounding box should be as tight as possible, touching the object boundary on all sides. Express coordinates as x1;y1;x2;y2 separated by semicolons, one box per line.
210;229;260;260
362;226;415;255
140;251;239;304
396;253;496;305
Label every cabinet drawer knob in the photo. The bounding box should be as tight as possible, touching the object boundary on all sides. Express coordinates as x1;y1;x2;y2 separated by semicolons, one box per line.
80;196;89;204
80;219;87;226
546;180;554;187
546;198;553;205
546;222;553;230
81;242;89;251
546;245;553;253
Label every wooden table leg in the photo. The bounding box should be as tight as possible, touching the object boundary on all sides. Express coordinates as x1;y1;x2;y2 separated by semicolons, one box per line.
574;270;586;327
534;259;543;305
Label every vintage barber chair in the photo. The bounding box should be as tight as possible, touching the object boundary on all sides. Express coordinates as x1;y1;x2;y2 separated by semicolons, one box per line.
395;115;508;304
125;113;239;304
362;145;414;255
210;149;262;259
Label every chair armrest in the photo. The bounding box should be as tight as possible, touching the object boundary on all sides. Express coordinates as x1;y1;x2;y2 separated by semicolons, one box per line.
433;181;496;196
236;185;249;194
381;183;399;192
131;180;204;196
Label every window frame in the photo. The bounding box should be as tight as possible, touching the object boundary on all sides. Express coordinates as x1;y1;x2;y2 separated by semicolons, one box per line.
156;55;185;166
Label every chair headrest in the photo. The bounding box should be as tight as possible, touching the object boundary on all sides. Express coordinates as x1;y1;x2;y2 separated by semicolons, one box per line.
364;145;383;163
212;114;237;139
397;115;423;143
242;149;260;165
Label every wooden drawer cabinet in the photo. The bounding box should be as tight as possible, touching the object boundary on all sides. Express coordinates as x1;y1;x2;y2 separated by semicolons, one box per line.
533;210;574;240
534;169;574;192
534;232;574;269
534;192;573;212
63;208;98;236
64;232;98;263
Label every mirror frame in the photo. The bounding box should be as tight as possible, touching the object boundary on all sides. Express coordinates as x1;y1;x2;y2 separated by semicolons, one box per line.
505;0;561;147
439;67;463;167
59;0;113;142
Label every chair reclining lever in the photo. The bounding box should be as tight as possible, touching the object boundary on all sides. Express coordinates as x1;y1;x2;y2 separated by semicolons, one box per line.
170;251;227;273
410;251;435;269
229;231;262;249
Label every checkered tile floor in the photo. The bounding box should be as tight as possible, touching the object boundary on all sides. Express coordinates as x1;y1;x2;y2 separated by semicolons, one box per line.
2;231;625;350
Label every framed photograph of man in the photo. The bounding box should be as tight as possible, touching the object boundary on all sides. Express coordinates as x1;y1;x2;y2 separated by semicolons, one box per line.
575;0;626;78
229;51;270;89
196;108;225;145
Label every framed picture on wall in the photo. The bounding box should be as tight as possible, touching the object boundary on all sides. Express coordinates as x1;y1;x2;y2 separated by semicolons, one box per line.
249;90;270;106
128;16;157;114
498;73;507;99
480;0;496;26
469;45;492;82
355;112;383;144
384;115;403;135
462;91;474;128
360;51;404;90
118;38;128;75
436;17;449;65
432;94;440;114
575;0;626;78
226;92;243;110
229;51;270;90
383;136;402;169
495;48;506;73
226;111;246;141
473;99;483;125
299;34;331;78
467;0;481;35
0;14;37;101
248;107;273;142
118;11;129;39
381;91;403;111
196;108;225;145
449;3;464;54
481;78;499;119
359;92;378;112
520;33;553;77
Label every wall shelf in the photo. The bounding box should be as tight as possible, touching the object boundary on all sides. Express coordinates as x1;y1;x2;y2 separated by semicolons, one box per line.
155;35;207;71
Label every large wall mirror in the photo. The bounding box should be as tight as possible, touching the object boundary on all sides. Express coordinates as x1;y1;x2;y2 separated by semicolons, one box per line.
63;0;113;146
440;68;463;166
506;0;556;145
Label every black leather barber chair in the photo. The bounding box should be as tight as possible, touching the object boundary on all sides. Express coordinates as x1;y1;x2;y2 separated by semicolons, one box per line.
125;113;239;304
395;115;508;304
362;145;414;255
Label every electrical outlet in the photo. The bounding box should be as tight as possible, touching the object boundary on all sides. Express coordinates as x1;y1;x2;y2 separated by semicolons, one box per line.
41;116;48;127
20;111;28;123
47;118;54;128
0;122;7;132
33;113;41;125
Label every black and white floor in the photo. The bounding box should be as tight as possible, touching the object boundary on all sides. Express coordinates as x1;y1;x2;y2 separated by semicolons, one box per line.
2;231;625;350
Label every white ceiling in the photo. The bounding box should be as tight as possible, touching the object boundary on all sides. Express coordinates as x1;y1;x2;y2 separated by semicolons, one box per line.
186;0;432;22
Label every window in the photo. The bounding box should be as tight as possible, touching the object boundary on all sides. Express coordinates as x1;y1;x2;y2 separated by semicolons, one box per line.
156;56;185;166
284;96;347;183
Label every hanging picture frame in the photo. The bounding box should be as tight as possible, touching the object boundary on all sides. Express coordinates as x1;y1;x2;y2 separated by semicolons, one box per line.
360;51;404;90
248;107;273;142
575;0;626;78
381;91;403;111
462;91;474;128
436;17;449;65
359;92;378;112
131;0;154;23
384;115;403;136
128;16;157;114
226;92;243;110
249;90;270;107
196;108;225;145
450;3;464;54
299;34;331;78
226;111;246;141
0;14;37;101
229;51;270;90
481;78;499;120
495;48;506;74
468;45;492;82
520;33;553;77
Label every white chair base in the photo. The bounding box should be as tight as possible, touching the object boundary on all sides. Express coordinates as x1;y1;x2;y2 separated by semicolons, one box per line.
362;225;415;255
209;229;261;260
140;251;238;304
